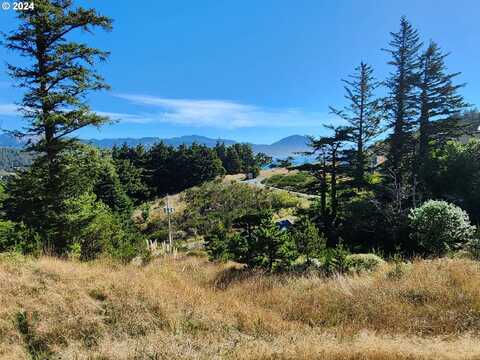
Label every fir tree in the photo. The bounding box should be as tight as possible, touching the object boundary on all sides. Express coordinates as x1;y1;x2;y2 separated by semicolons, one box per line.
308;126;349;245
3;0;112;251
416;41;467;196
382;16;422;182
224;147;242;174
330;62;382;188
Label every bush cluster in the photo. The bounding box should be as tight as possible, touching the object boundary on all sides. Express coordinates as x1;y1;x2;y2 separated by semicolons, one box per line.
408;200;476;256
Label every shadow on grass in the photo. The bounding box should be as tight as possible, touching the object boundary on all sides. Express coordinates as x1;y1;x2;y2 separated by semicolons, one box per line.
14;311;52;360
212;266;266;290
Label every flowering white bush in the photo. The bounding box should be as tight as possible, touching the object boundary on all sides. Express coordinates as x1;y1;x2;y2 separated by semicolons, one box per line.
346;253;385;272
409;200;476;255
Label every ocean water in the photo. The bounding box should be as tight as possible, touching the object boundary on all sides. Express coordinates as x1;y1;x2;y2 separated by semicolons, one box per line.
263;154;317;169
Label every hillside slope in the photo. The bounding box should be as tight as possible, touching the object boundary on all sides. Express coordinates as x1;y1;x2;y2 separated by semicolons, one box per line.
1;254;480;359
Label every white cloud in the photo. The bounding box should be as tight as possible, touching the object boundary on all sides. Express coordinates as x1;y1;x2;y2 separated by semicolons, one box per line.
0;103;19;116
113;94;329;129
95;111;154;124
1;96;335;130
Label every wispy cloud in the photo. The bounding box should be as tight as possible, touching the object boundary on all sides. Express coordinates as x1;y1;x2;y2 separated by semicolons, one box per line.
113;94;329;129
95;111;154;124
1;96;335;130
0;105;151;124
0;103;19;116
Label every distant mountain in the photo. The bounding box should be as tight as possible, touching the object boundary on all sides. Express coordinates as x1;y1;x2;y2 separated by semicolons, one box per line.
87;134;310;158
251;135;310;157
0;133;310;158
85;135;237;149
0;133;28;148
0;147;33;173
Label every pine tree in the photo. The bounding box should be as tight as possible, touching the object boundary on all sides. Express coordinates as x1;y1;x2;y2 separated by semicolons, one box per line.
417;41;467;195
382;16;422;183
224;147;243;174
3;0;112;251
113;158;150;204
214;141;227;165
94;159;132;214
308;126;349;245
290;217;325;264
252;210;290;271
330;62;382;188
188;144;225;188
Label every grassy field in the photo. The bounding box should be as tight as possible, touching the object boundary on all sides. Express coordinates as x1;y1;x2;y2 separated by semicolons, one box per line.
1;254;480;359
262;171;317;194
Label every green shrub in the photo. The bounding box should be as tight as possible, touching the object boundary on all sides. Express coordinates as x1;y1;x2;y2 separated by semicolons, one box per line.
205;210;297;271
345;253;385;273
67;242;82;261
289;217;326;262
320;244;350;274
408;200;476;256
0;220;41;255
268;191;301;209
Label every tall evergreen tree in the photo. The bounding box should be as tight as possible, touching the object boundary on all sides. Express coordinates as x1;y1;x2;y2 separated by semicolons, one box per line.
330;62;382;188
214;142;227;165
224;147;243;174
308;126;349;245
3;0;112;251
417;41;467;195
382;16;422;183
94;159;132;214
113;158;150;204
146;142;174;195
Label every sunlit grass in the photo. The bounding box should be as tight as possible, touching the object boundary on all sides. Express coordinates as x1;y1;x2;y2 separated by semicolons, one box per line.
1;254;480;359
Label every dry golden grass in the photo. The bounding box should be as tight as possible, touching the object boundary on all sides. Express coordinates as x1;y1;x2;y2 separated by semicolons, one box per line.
259;168;296;179
1;254;480;359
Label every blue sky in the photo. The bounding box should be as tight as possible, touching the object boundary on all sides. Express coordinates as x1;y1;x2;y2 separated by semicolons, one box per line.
0;0;478;144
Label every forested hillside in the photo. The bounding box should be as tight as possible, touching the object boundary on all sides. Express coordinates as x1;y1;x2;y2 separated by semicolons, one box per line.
0;148;32;172
0;133;310;158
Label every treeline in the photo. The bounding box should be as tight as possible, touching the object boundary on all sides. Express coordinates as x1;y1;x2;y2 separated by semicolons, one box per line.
110;141;263;203
298;17;478;254
0;139;264;258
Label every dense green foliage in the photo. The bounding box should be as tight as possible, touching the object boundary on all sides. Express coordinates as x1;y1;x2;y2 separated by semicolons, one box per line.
214;210;295;271
2;144;146;261
214;142;260;176
182;180;299;238
296;16;477;259
289;217;326;263
110;141;262;202
427;140;480;223
2;0;114;255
